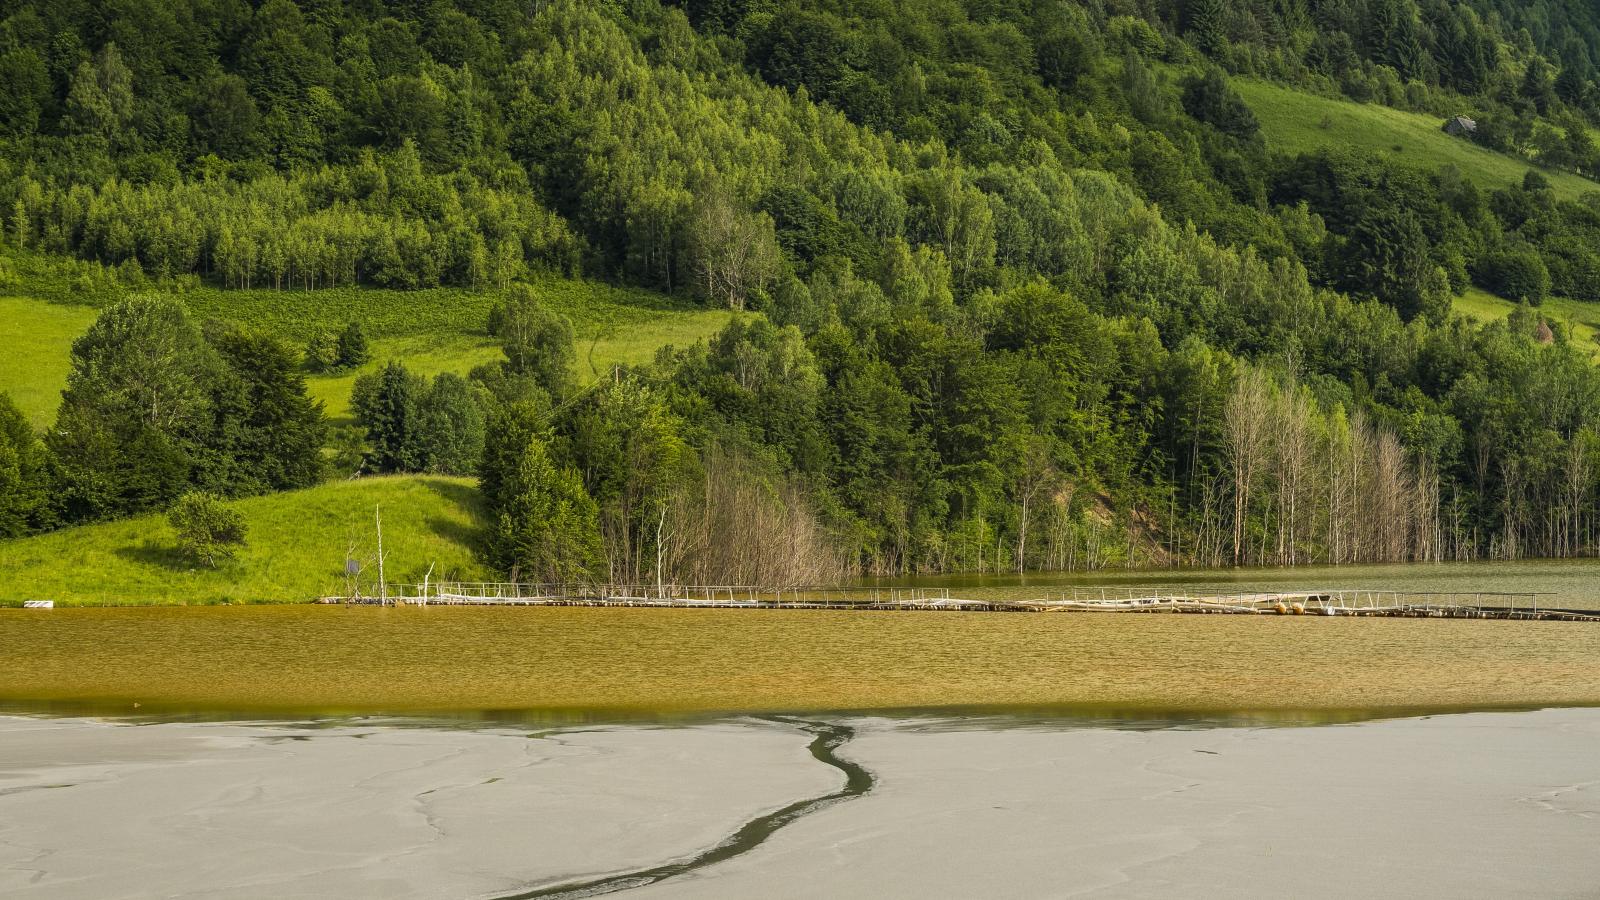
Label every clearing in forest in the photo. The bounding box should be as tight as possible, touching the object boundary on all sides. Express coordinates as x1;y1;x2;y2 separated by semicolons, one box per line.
0;275;733;426
1237;78;1600;202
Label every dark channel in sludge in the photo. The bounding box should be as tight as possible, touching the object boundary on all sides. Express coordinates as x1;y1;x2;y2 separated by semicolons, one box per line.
494;717;873;900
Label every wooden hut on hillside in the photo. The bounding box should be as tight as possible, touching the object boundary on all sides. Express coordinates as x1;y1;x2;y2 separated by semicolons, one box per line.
1443;115;1477;137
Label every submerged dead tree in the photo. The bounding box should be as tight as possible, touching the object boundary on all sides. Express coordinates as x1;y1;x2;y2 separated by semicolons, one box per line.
1215;366;1443;566
1223;367;1273;565
660;448;851;587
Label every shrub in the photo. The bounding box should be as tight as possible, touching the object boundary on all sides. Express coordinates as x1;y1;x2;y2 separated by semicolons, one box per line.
305;331;340;372
168;492;247;567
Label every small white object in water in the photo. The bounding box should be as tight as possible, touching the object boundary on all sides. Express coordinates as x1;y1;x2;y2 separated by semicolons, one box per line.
23;600;53;609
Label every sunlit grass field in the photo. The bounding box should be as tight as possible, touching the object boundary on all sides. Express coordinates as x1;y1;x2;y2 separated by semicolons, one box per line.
304;304;732;423
1453;286;1600;357
2;275;733;426
0;475;488;605
1236;79;1600;201
0;296;98;428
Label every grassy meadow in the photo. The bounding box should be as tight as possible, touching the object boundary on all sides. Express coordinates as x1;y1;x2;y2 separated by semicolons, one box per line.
0;296;98;428
1453;286;1600;357
0;269;734;426
0;266;732;605
0;475;487;605
1223;80;1600;361
304;301;732;423
1236;78;1600;202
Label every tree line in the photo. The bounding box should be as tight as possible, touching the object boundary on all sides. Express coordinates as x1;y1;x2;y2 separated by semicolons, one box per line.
6;141;580;290
6;270;1600;584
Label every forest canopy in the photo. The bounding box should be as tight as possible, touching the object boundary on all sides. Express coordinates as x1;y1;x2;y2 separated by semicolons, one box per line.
4;0;1600;579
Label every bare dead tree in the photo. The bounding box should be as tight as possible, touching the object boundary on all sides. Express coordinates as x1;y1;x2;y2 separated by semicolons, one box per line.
1013;437;1055;571
1413;456;1442;562
1273;381;1314;566
1224;368;1274;565
1371;428;1410;561
1562;432;1594;558
1500;455;1526;560
662;447;852;587
689;186;780;310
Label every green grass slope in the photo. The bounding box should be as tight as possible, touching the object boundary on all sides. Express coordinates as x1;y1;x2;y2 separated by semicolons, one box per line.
304;300;731;423
1236;80;1600;356
1237;79;1600;201
0;264;729;606
0;475;488;606
1454;286;1600;356
0;296;97;428
1;271;733;426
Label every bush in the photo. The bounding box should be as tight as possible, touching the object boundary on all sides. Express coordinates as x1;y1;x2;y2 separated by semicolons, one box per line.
305;331;340;372
168;492;247;567
306;322;369;373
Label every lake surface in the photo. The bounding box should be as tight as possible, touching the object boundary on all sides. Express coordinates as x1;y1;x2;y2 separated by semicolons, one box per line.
5;558;1600;723
8;560;1599;899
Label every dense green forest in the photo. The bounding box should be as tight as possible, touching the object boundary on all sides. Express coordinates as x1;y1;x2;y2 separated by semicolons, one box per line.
5;0;1600;583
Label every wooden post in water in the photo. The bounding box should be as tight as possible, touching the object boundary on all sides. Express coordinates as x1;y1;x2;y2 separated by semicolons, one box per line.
375;504;387;606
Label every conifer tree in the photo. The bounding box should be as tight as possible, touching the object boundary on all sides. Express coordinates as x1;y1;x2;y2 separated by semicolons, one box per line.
351;361;425;473
1186;0;1229;57
337;321;370;368
0;392;48;537
1556;38;1592;106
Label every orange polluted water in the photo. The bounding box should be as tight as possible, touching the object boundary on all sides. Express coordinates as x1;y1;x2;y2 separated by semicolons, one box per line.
3;606;1600;720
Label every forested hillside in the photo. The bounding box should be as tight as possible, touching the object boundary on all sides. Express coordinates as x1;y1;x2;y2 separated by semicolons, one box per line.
4;0;1600;585
1164;0;1600;175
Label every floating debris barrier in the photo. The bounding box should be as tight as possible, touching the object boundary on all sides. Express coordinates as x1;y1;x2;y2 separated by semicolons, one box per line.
319;583;1600;621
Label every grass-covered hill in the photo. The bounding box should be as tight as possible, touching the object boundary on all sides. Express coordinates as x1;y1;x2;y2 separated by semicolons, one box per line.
0;256;731;428
0;251;731;605
1235;78;1600;202
1225;77;1600;353
0;476;486;605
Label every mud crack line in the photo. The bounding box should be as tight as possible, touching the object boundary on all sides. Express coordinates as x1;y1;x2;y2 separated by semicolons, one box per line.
492;717;873;900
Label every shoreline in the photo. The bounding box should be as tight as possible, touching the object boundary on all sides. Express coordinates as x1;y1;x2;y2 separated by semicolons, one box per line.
3;708;1597;898
3;696;1597;730
9;555;1600;609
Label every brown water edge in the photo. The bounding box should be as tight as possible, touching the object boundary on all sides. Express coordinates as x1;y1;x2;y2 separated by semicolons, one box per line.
873;557;1600;604
3;606;1599;721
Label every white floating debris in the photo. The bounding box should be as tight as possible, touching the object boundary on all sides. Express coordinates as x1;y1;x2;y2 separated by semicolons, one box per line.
22;600;54;609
